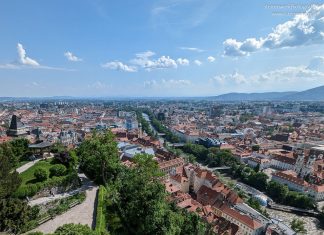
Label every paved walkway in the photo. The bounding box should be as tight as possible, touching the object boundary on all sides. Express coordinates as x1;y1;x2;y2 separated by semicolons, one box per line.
16;159;42;174
16;156;54;174
30;174;98;233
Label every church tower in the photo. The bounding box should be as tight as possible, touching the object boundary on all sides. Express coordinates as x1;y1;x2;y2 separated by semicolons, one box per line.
294;150;304;177
138;123;143;138
300;154;316;178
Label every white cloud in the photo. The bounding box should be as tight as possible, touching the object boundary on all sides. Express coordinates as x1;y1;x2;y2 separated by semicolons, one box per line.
144;79;191;88
211;57;324;89
101;61;137;72
207;56;215;62
17;43;39;66
64;51;82;62
131;51;178;71
177;58;190;66
254;66;324;83
179;47;205;52
0;64;20;69
135;50;156;59
88;81;110;89
212;72;247;84
26;82;39;88
223;3;324;56
0;43;74;71
194;60;202;66
162;79;191;86
25;81;46;89
144;80;158;88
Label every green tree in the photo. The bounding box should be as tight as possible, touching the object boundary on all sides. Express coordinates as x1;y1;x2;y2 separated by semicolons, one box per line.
0;151;39;234
0;198;37;234
68;150;79;172
78;130;120;184
247;198;262;211
0;142;18;167
107;154;196;235
179;210;208;235
34;168;48;182
51;143;66;154
0;154;21;199
247;172;268;191
290;218;306;234
251;145;260;152
10;138;30;161
266;181;288;203
293;194;316;209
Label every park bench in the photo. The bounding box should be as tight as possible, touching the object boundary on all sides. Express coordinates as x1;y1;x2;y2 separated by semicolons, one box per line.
37;215;52;225
68;200;80;208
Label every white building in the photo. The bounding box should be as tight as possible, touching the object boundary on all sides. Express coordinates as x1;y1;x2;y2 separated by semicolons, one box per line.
270;155;295;170
272;170;324;201
308;185;324;201
247;157;271;170
272;170;308;193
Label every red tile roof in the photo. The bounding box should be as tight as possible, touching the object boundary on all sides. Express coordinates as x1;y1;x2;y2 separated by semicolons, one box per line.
221;205;263;230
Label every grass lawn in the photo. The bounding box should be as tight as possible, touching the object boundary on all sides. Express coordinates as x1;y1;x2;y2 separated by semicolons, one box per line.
19;158;57;185
15;160;30;169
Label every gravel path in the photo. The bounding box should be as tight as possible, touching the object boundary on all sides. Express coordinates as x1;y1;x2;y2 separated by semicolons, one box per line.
29;174;98;234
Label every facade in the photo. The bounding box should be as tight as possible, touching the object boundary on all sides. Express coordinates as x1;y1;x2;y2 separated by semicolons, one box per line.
272;170;308;193
272;170;324;201
58;130;78;146
247;157;271;170
125;117;138;130
171;128;200;143
159;157;184;175
220;205;264;235
308;185;324;201
270;155;295;170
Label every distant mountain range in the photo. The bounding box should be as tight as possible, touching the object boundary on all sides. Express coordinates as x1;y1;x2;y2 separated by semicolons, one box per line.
1;85;324;102
211;85;324;101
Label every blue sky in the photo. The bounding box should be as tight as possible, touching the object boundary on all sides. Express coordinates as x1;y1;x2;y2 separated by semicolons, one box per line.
1;0;324;97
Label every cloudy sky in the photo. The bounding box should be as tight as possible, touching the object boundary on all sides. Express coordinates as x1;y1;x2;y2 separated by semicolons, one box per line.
1;0;324;97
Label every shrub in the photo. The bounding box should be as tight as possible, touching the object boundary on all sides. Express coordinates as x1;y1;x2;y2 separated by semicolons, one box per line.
50;164;67;177
54;223;96;235
14;173;80;199
34;168;48;182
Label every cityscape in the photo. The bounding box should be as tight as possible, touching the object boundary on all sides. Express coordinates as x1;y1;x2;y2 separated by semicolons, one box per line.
1;1;324;235
0;99;323;234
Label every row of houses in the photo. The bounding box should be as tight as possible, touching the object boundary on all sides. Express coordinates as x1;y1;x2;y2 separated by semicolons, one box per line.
272;170;324;201
165;163;295;235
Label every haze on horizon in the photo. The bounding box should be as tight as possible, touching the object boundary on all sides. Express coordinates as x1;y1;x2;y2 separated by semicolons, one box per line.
1;0;324;97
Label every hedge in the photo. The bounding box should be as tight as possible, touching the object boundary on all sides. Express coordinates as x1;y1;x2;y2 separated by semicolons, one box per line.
95;185;107;234
13;173;80;199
